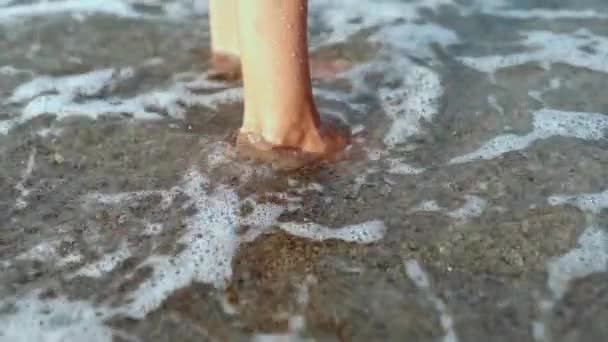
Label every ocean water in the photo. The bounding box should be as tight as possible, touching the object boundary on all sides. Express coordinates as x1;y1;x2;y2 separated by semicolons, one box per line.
1;0;608;341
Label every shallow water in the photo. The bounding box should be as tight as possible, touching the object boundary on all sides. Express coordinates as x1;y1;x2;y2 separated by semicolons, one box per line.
1;0;608;341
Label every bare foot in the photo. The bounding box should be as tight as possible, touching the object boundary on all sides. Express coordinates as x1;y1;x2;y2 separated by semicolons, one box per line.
209;52;241;81
236;120;350;169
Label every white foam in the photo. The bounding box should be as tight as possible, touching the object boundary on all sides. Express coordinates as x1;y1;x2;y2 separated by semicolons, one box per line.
0;65;32;76
487;95;504;115
3;68;242;134
83;168;377;318
0;295;114;342
386;158;426;175
278;220;386;244
8;68;124;104
57;252;84;267
252;332;312;342
310;0;453;46
71;242;131;278
405;259;431;289
548;189;608;215
239;198;286;242
412;200;442;212
546;189;608;299
310;1;452;149
380;61;443;147
480;6;608;20
452;0;608;19
16;239;83;268
0;121;16;135
546;226;608;299
460;30;608;75
370;23;459;60
293;182;325;195
0;0;208;23
0;0;139;22
8;163;385;325
365;148;388;162
450;109;608;164
16;240;59;262
36;127;64;138
532;321;547;342
121;170;240;317
405;260;459;342
446;195;487;221
142;222;163;236
14;148;36;210
410;196;486;222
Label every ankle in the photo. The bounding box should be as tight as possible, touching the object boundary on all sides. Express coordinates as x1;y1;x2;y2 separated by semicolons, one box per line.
210;52;241;80
240;108;318;146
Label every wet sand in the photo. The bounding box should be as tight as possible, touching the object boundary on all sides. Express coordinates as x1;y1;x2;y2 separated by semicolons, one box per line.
1;0;608;341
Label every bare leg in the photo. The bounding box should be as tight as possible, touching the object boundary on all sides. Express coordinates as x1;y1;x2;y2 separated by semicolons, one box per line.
209;0;241;79
236;0;349;156
208;0;353;82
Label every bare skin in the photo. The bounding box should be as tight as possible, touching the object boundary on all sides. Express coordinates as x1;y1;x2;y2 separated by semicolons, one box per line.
208;0;241;79
209;0;353;81
208;0;350;158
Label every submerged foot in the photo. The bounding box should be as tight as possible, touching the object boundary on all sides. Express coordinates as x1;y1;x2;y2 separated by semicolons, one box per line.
236;119;351;169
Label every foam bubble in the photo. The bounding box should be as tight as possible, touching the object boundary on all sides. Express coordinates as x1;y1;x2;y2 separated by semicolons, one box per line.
16;239;83;268
0;0;138;22
452;0;608;19
9;158;386;323
410;196;486;222
81;168;383;319
548;189;608;215
70;242;132;278
239;198;286;242
0;0;208;23
450;109;608;164
0;65;32;76
309;1;452;149
478;4;608;20
16;241;60;262
3;68;242;134
487;95;504;115
404;260;459;342
8;68;123;104
310;0;454;46
412;200;442;213
405;259;431;289
370;23;459;59
0;295;114;342
386;158;426;175
460;30;608;75
142;222;164;236
14;148;36;210
36;127;64;138
278;220;387;244
122;169;241;317
532;321;547;342
546;226;608;299
381;61;443;147
547;189;608;299
446;195;487;221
